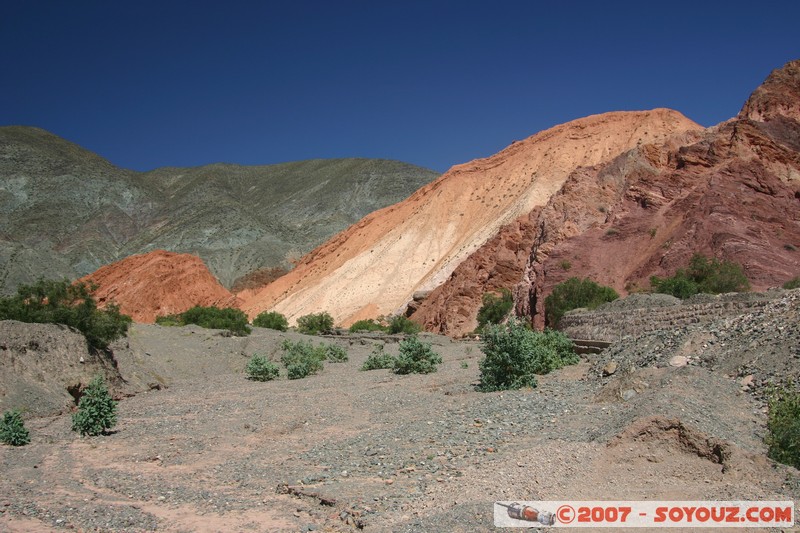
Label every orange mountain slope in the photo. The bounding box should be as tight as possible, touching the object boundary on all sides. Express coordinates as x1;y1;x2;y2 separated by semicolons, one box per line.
82;250;240;323
239;109;703;326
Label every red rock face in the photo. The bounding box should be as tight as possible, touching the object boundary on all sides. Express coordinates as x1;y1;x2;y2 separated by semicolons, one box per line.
413;60;800;335
81;250;240;323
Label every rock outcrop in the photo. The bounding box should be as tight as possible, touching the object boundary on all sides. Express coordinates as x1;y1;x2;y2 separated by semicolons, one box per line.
239;110;702;326
81;250;240;322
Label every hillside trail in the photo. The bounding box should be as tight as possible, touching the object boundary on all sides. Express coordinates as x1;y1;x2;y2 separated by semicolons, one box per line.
1;322;798;532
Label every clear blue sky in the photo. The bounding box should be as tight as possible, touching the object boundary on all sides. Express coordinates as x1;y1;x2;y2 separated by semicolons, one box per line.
3;1;799;173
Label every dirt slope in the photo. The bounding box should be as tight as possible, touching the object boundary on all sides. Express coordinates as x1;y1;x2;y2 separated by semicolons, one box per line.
240;109;701;326
81;250;240;322
412;60;800;335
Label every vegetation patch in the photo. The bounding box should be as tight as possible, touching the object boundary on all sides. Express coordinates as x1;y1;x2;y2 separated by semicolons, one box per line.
246;354;280;381
765;386;800;469
360;345;396;371
252;311;288;331
296;312;335;335
0;279;131;351
544;277;619;327
280;339;326;379
325;344;349;362
0;410;30;446
783;277;800;290
72;376;117;436
348;319;388;333
157;306;251;336
650;254;750;299
476;288;513;331
393;335;442;374
477;318;578;392
387;315;422;334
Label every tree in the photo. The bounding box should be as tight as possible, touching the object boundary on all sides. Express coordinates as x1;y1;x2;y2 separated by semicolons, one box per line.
0;279;131;350
252;311;289;331
296;312;335;335
544;278;619;327
476;288;513;330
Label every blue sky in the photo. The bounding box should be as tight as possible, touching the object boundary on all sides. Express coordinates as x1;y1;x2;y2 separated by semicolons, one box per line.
3;1;799;173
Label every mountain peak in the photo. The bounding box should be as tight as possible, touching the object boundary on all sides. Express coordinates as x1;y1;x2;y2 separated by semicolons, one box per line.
739;59;800;122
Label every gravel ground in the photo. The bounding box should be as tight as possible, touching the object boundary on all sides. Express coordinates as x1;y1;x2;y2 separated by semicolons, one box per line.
1;303;799;532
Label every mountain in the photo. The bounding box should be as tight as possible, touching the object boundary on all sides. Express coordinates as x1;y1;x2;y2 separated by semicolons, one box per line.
239;109;702;325
411;60;800;334
0;127;439;294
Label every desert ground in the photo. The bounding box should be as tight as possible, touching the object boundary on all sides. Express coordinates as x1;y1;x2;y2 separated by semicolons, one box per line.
1;291;799;532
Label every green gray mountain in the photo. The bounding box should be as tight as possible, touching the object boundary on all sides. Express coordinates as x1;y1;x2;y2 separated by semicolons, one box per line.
0;126;439;293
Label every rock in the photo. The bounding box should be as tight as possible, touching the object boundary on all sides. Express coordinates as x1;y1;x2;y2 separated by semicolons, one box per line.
740;375;755;390
602;361;618;376
669;356;689;368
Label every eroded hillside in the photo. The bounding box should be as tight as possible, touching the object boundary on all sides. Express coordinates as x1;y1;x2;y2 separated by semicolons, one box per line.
240;109;702;326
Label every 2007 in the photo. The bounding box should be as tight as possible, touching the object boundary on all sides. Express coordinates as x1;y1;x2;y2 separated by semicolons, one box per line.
577;506;632;523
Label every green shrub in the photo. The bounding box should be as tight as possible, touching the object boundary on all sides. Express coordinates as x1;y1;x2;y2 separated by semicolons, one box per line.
387;315;422;335
0;410;30;446
348;319;388;333
393;335;442;374
477;318;578;392
72;376;117;436
325;344;349;362
361;345;396;371
252;310;289;331
783;277;800;290
177;306;251;336
296;312;335;335
0;279;131;351
280;339;325;379
476;288;513;331
765;386;800;469
246;354;280;381
544;277;619;327
651;254;750;298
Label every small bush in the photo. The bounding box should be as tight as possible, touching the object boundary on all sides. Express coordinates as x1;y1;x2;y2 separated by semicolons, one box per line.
280;339;325;379
246;354;280;381
783;277;800;290
651;254;750;299
296;312;335;335
544;277;619;327
387;315;422;335
252;311;289;331
0;279;131;351
177;306;251;336
393;335;442;374
72;376;117;436
765;386;800;469
477;318;578;392
325;344;349;362
0;410;30;446
476;288;513;331
154;314;181;326
361;345;396;371
348;319;387;333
